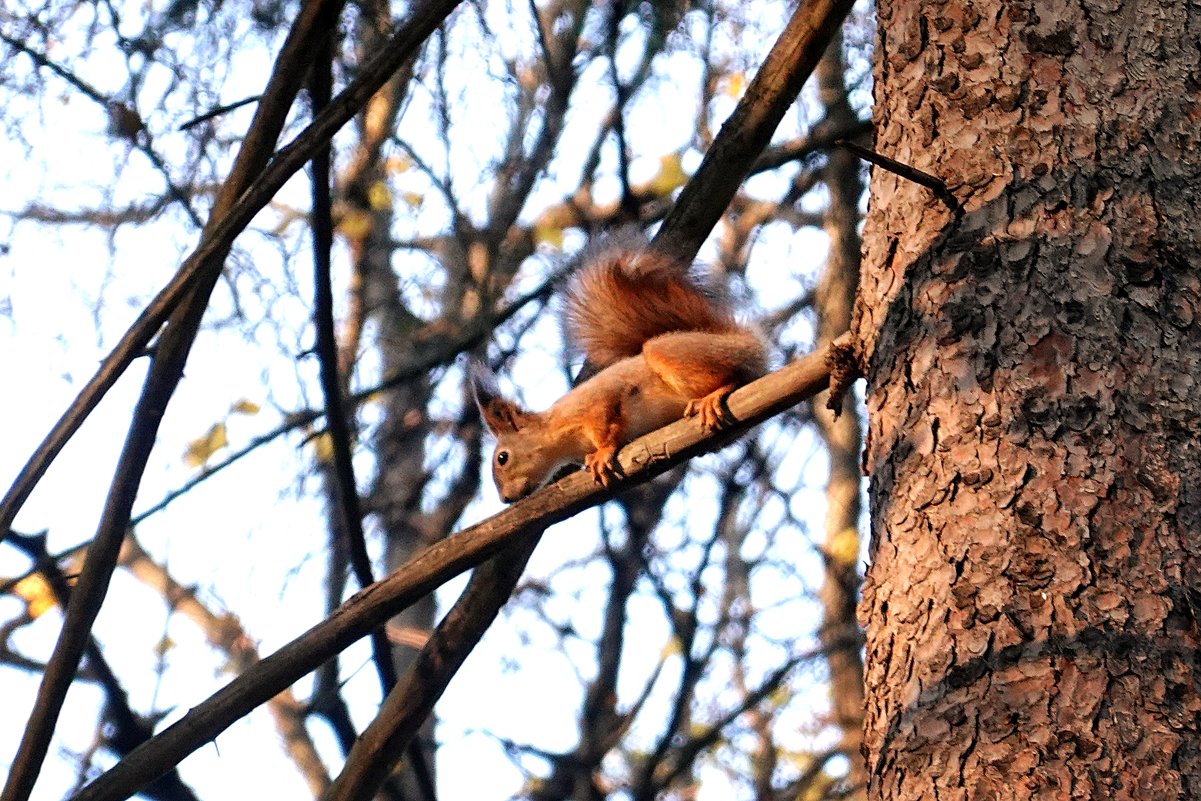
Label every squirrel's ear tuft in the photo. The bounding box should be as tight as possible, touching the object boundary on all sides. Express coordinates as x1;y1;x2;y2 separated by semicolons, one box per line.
469;362;529;434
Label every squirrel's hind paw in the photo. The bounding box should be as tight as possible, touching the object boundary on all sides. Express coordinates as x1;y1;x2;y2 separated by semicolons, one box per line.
684;386;736;431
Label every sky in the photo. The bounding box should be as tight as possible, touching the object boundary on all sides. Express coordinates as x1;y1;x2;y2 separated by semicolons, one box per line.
0;1;871;798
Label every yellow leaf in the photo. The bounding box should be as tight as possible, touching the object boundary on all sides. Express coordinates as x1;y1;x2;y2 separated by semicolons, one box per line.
723;71;746;99
183;422;228;468
660;635;683;660
230;399;261;415
14;574;57;619
828;526;860;568
337;209;374;241
312;432;334;464
533;221;565;250
386;155;412;174
367;181;392;211
401;191;424;209
154;635;176;657
766;683;791;709
648;152;688;197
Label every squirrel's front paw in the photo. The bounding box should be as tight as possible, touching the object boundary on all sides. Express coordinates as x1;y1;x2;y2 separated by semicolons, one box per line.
584;446;620;487
685;389;734;431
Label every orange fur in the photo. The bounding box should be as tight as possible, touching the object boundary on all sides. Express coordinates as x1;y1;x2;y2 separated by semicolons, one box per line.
564;246;737;369
473;240;767;503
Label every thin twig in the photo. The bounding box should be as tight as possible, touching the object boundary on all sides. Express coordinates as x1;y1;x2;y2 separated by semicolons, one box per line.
835;138;961;212
178;94;262;131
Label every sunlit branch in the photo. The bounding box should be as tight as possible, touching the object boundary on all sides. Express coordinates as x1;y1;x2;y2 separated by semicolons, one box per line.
3;198;171;227
652;0;857;262
67;345;835;801
0;0;466;541
0;0;350;797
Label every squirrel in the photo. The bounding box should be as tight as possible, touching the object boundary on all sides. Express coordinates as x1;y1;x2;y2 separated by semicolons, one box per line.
472;240;767;503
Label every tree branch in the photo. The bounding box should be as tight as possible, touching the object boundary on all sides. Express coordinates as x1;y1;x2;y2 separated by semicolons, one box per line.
324;531;543;801
67;345;834;801
0;0;466;541
651;0;856;262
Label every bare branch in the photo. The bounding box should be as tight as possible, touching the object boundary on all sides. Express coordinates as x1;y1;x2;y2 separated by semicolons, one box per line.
324;532;542;801
652;0;857;262
835;138;960;212
0;0;350;796
178;94;262;131
67;346;834;801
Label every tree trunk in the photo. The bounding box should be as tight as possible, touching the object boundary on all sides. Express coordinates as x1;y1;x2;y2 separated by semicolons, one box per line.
855;2;1201;799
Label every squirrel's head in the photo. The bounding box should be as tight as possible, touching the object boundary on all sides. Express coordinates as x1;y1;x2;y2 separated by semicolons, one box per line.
470;364;554;503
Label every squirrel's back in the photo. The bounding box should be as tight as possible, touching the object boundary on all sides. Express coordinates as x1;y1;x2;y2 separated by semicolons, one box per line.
564;242;739;369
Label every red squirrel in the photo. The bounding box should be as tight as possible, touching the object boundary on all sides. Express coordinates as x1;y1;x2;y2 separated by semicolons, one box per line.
472;241;766;503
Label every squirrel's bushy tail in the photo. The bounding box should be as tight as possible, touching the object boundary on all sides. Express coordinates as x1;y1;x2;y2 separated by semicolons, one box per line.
564;240;738;369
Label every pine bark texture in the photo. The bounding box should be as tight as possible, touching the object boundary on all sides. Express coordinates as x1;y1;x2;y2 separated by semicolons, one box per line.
854;2;1201;799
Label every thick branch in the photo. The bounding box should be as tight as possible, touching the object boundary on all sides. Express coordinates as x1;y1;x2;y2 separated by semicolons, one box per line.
324;532;543;801
0;0;348;797
651;0;856;262
68;346;833;801
0;0;466;540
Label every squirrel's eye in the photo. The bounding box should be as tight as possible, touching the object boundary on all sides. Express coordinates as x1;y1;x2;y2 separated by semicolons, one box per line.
496;450;509;466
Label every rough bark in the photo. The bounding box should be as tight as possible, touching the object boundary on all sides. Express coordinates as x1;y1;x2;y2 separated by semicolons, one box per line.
855;2;1201;799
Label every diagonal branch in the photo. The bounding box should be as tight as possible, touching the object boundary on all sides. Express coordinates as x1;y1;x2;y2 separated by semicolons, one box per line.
65;344;835;801
651;0;856;263
0;0;467;542
323;531;544;801
0;1;348;798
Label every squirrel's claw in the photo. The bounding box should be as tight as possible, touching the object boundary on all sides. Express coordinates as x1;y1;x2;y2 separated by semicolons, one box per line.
685;388;735;432
585;446;621;487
